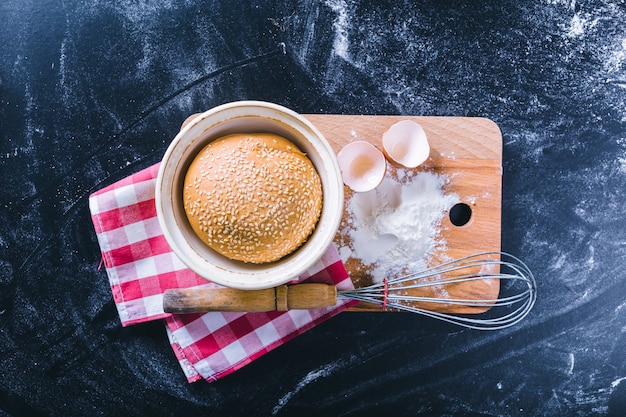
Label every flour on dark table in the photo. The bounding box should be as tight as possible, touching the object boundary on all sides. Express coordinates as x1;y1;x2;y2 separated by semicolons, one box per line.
1;0;626;415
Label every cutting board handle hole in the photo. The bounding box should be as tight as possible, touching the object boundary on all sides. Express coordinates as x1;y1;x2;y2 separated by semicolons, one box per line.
450;203;472;227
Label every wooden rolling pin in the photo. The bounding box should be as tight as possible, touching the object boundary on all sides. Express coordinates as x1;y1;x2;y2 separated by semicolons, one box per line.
163;284;338;313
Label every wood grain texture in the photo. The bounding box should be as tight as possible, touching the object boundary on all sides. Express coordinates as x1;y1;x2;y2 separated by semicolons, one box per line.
163;284;338;313
305;115;503;313
177;114;502;314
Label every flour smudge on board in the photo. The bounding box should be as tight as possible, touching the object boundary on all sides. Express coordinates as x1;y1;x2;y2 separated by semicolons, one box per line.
339;169;458;283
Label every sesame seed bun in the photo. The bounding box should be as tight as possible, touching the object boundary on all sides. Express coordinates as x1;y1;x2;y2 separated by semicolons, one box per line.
183;133;323;264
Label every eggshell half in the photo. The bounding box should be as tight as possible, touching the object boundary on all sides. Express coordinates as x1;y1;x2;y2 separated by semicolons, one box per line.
337;141;386;192
382;120;430;168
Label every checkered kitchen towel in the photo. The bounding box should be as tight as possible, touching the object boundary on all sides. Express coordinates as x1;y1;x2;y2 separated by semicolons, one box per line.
89;163;356;382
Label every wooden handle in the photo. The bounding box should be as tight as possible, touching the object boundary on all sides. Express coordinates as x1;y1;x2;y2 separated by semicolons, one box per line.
162;284;338;314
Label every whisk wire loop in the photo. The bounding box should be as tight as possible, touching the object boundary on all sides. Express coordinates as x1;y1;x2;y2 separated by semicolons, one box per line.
337;251;536;330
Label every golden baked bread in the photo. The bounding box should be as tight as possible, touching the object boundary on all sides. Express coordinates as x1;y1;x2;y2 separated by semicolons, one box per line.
183;133;323;264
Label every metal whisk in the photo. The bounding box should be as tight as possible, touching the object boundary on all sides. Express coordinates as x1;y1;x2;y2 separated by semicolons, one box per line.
338;251;536;330
163;251;536;331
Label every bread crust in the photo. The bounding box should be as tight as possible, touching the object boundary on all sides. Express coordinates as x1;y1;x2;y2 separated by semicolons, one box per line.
183;133;323;264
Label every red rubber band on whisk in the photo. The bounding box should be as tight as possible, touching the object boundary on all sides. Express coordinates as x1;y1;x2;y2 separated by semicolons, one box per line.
382;278;388;311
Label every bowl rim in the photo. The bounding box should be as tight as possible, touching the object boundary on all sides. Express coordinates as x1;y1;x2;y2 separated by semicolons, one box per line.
155;100;344;290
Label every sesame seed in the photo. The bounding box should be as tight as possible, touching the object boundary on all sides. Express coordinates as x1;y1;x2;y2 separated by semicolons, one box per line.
182;133;322;263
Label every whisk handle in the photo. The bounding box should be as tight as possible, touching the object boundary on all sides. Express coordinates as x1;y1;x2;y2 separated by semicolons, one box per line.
163;284;338;313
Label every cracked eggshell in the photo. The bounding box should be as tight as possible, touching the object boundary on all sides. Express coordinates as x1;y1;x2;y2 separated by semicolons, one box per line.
337;141;386;192
382;120;430;168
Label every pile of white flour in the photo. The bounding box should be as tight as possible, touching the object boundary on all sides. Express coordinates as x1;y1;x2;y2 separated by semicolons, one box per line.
338;170;459;283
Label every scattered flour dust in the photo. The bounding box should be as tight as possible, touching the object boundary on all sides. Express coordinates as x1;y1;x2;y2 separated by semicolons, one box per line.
324;0;352;62
339;169;459;283
618;138;626;173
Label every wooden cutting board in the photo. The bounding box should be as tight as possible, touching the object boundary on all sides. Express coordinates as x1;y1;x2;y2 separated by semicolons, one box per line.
304;115;502;314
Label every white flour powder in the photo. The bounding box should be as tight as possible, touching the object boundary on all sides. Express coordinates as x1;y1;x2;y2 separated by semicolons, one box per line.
339;170;459;283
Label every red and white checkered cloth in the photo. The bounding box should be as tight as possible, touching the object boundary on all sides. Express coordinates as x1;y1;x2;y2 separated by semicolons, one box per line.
89;163;357;383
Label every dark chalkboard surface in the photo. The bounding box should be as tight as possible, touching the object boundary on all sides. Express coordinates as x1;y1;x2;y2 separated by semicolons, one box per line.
2;1;626;415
